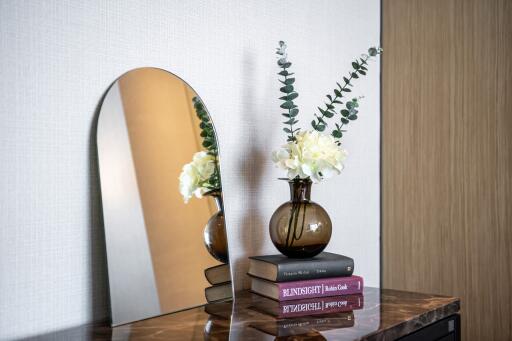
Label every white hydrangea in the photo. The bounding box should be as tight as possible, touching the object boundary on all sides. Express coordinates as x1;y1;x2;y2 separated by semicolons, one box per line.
179;151;216;203
272;130;347;183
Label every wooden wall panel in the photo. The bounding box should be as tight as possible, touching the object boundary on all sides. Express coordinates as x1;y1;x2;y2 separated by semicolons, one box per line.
382;0;512;339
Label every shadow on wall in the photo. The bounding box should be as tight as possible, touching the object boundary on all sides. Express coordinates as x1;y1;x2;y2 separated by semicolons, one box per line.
233;51;276;288
88;89;113;324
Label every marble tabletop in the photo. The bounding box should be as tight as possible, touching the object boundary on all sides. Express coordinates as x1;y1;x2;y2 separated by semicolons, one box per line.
28;288;460;340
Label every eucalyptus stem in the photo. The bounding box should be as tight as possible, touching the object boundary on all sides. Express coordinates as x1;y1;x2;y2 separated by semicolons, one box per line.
311;54;371;135
276;41;300;142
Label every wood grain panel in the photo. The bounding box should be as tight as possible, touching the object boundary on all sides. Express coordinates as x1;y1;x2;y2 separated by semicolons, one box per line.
382;0;512;339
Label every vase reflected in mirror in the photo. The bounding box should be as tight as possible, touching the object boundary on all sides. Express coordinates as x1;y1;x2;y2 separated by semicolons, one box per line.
204;192;228;264
269;179;332;258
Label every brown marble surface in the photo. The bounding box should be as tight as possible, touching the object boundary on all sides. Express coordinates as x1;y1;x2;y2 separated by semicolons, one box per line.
26;288;459;340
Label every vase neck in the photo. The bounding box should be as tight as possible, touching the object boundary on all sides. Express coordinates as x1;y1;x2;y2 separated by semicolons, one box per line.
213;194;224;212
289;180;312;202
205;190;223;211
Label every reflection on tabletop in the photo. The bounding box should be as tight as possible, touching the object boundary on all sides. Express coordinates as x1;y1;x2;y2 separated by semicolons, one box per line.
203;290;377;341
31;287;460;340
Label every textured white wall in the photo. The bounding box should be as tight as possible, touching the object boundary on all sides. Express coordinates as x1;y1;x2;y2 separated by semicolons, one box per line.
0;1;380;339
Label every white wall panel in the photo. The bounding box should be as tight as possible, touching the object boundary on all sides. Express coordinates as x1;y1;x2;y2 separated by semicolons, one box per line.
0;1;380;339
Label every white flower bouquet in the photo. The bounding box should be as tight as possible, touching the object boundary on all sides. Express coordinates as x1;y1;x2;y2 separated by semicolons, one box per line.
179;151;218;203
272;130;347;183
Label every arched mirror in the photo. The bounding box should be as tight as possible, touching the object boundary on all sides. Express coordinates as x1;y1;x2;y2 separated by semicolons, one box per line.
97;68;232;326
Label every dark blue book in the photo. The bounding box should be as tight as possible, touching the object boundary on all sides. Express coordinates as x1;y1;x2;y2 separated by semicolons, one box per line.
248;252;354;282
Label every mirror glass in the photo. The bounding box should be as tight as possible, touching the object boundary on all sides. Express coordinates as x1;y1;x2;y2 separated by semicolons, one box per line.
97;67;231;326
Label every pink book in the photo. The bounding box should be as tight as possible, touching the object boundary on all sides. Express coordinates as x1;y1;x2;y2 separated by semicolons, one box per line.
251;275;364;301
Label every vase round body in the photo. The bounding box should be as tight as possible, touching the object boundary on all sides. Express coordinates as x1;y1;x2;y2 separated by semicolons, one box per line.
269;179;332;258
204;194;229;263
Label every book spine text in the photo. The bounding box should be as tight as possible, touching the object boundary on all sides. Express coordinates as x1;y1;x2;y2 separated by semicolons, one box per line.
278;276;363;301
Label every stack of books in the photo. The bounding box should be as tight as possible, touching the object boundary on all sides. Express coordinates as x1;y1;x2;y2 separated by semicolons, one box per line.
248;252;363;301
246;252;364;337
204;264;232;303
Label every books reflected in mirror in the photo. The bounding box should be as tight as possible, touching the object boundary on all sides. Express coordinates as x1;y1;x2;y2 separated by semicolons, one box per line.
205;282;233;303
204;300;233;320
249;294;363;319
205;264;231;285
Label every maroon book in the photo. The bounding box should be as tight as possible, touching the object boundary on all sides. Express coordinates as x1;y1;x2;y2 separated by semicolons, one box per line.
250;275;363;301
250;294;364;318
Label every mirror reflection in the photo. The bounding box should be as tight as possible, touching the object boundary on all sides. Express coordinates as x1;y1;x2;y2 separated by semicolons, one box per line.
97;67;231;326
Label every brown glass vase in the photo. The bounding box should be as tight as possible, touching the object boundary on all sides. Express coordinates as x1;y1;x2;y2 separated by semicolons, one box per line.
269;179;332;258
204;193;229;263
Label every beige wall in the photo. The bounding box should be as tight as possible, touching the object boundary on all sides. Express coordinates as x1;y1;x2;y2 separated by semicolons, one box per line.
382;0;512;339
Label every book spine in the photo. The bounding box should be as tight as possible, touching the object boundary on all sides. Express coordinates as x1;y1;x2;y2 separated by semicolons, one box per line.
275;258;354;282
277;276;363;301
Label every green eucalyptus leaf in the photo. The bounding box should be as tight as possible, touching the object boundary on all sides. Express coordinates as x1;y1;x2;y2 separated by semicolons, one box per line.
342;88;352;92
324;110;335;118
280;101;295;109
346;101;354;110
352;72;359;79
326;103;335;110
280;85;294;93
289;109;299;117
282;62;292;68
333;100;343;104
358;70;367;75
332;130;342;138
352;62;360;69
341;109;350;117
343;77;350;84
283;128;292;133
282;113;291;118
316;124;326;132
334;89;342;97
341;117;349;124
348;115;358;120
326;94;332;101
287;92;299;100
285;78;295;85
278;70;290;76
